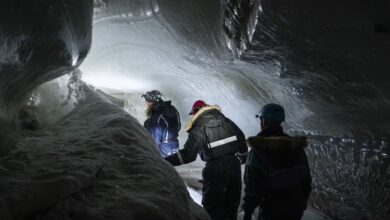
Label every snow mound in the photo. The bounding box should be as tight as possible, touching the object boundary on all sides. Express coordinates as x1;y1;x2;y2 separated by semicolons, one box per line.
0;85;209;220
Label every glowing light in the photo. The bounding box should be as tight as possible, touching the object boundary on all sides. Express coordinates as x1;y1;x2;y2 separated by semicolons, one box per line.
72;54;79;66
82;72;151;92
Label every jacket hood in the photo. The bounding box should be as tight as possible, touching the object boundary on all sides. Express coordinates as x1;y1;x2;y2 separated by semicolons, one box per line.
185;105;221;132
153;100;170;111
247;136;307;151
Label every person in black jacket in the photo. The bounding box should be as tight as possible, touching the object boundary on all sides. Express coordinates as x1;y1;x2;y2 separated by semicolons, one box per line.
166;100;248;220
142;90;181;158
242;103;312;220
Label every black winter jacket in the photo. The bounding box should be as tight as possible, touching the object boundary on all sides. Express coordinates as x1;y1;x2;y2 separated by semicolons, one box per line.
166;106;247;165
242;125;312;219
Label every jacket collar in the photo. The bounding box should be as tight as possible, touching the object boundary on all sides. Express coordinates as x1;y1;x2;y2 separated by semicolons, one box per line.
249;125;307;151
185;105;221;132
258;124;285;137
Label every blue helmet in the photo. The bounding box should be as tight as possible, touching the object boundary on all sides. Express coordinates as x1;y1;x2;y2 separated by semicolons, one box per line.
256;103;285;123
142;90;163;103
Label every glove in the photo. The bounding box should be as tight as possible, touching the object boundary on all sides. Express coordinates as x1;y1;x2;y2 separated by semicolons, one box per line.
235;152;247;164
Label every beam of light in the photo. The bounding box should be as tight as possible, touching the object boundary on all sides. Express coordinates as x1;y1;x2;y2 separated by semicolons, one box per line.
81;71;153;92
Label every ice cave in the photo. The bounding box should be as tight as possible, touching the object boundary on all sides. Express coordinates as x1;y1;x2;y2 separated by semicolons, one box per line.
0;0;389;219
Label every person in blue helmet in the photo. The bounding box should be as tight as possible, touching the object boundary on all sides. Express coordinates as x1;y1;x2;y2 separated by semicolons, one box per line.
142;90;181;158
242;103;312;220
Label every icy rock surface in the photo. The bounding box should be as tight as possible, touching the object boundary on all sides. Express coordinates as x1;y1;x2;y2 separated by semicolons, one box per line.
223;0;390;136
306;136;390;220
0;0;93;151
0;85;209;220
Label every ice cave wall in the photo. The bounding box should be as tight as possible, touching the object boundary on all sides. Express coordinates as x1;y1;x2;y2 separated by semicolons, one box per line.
0;0;93;151
223;0;390;135
91;0;390;135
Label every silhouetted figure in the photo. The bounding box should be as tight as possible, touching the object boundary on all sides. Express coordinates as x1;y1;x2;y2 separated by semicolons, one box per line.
242;103;312;220
166;100;248;220
142;90;181;157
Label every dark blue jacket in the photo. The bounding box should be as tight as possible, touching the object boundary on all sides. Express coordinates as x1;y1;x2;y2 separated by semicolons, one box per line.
144;101;181;157
243;125;312;220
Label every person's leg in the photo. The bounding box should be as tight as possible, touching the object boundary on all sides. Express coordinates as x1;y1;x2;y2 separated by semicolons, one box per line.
202;163;229;220
225;178;241;220
225;158;242;220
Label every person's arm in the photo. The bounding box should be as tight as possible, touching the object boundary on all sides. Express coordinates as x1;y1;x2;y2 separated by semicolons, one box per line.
242;152;267;217
227;119;248;163
236;125;248;160
151;125;163;147
165;128;204;166
144;116;163;147
157;113;172;145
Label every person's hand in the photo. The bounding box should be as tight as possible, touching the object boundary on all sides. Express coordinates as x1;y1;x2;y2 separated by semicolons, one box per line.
235;152;247;164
